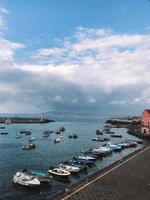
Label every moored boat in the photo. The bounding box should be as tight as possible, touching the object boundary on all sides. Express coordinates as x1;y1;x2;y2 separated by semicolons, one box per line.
22;143;36;150
59;164;80;173
13;172;40;187
54;138;60;143
48;167;71;177
28;137;35;142
22;168;52;183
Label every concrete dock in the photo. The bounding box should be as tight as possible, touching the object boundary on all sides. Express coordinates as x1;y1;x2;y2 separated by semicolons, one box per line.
61;145;150;200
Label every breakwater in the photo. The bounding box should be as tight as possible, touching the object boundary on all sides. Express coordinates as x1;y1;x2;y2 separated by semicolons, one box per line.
0;117;55;123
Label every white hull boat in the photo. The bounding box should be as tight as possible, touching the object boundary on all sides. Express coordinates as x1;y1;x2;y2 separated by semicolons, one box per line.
13;172;40;187
48;168;70;177
59;164;80;173
78;155;96;161
93;147;112;154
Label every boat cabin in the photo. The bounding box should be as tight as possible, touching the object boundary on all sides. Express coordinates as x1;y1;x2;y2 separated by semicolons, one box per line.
141;109;150;135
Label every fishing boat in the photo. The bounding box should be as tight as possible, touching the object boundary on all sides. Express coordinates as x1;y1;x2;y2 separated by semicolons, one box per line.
48;167;70;177
54;138;60;143
13;172;40;187
22;143;36;150
59;164;80;173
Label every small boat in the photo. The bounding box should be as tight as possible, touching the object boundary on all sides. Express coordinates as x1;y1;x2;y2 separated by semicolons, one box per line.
54;138;60;143
92;137;109;142
105;143;122;152
15;134;22;139
13;172;40;187
56;131;61;134
28;137;35;142
96;130;103;135
59;164;80;173
22;167;52;183
22;143;36;150
105;131;115;134
20;129;31;135
63;161;87;171
110;134;122;138
78;155;96;161
117;142;131;148
48;167;70;177
93;146;112;154
73;134;78;138
42;131;50;138
1;132;9;135
59;127;65;132
0;126;5;129
73;157;94;165
68;135;73;138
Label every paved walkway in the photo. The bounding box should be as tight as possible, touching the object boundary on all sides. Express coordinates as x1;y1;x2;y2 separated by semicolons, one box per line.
61;146;150;200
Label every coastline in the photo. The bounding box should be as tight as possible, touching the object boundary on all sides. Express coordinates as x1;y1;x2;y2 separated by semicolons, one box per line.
55;145;146;200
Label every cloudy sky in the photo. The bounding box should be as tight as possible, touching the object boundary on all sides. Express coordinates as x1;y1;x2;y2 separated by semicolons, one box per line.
0;0;150;115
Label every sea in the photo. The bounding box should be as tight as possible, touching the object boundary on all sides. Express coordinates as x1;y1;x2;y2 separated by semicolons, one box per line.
0;112;142;200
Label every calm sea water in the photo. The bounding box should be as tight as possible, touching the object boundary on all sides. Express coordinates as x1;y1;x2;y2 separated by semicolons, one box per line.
0;113;142;200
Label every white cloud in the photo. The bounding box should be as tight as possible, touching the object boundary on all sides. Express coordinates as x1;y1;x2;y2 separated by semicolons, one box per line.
0;7;9;14
88;97;96;104
72;97;79;103
53;95;62;102
109;100;127;105
1;24;150;113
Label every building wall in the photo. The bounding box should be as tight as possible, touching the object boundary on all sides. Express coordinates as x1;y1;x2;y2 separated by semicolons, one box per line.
141;110;150;135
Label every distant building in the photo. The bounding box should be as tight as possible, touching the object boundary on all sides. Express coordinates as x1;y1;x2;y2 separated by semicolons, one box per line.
141;109;150;135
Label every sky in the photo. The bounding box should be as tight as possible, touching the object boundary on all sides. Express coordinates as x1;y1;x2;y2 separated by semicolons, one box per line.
0;0;150;115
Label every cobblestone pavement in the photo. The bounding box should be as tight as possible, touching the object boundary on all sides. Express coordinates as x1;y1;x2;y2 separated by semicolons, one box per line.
62;146;150;200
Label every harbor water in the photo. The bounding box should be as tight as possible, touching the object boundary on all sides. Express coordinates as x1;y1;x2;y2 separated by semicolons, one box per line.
0;113;142;200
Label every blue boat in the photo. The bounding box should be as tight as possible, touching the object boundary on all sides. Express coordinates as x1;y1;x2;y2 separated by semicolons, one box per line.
22;168;52;183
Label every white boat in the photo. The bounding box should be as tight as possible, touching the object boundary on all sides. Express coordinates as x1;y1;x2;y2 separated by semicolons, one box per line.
48;168;70;177
78;155;96;161
22;143;36;150
54;138;60;143
15;134;22;139
93;146;112;154
28;137;35;142
59;164;80;173
106;143;122;151
13;172;40;187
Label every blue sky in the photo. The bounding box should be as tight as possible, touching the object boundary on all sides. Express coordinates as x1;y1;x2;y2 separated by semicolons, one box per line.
0;0;150;115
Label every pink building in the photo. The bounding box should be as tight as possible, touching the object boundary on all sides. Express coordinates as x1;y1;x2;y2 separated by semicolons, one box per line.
141;109;150;135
